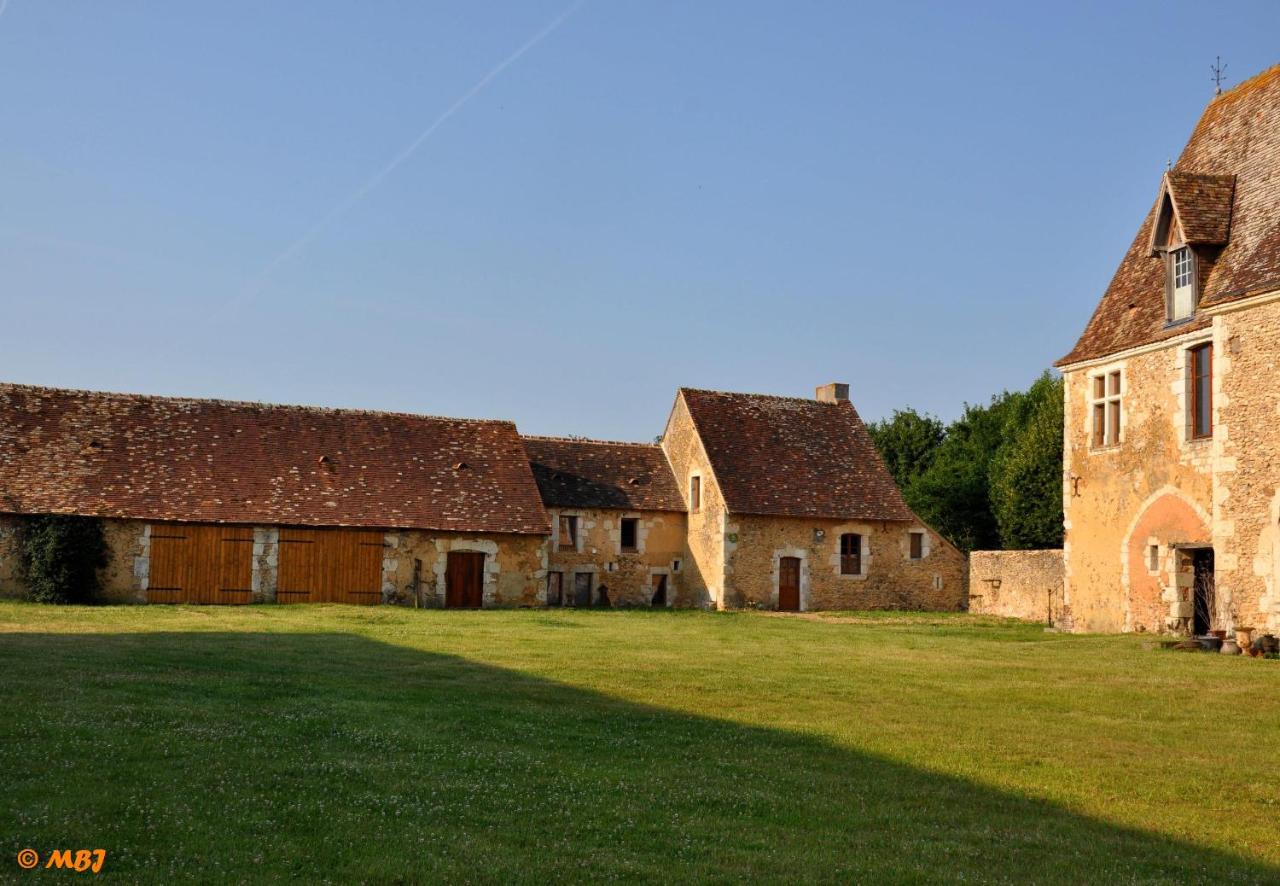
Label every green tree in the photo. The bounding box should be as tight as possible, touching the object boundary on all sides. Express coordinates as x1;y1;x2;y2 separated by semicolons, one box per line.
904;390;1028;552
990;373;1064;549
16;515;108;604
866;409;946;489
870;374;1065;553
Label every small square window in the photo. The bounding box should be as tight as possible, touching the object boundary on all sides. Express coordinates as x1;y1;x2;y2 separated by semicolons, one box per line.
620;518;638;552
909;531;924;561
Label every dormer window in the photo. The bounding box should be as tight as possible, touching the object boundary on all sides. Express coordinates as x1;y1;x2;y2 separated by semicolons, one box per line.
1169;246;1196;321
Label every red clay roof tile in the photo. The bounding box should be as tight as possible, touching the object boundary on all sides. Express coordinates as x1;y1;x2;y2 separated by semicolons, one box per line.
1060;64;1280;365
521;437;685;512
0;384;550;534
678;388;914;522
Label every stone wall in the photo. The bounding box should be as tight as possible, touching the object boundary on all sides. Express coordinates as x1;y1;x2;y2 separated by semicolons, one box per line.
661;394;724;608
725;515;967;611
0;515;20;597
380;530;547;607
1211;297;1280;633
542;507;687;607
1062;334;1215;633
969;549;1064;624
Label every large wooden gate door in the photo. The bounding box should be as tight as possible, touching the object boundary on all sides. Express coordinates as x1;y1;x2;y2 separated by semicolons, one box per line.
778;556;801;611
445;551;486;608
277;528;385;604
147;524;254;604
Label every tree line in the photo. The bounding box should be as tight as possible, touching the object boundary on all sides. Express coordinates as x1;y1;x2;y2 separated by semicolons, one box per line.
867;372;1063;553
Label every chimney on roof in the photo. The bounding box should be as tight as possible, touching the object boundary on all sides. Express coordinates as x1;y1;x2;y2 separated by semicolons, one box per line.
815;382;850;403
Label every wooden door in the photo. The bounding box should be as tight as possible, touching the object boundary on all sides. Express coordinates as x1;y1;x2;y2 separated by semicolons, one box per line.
650;574;667;607
546;571;564;607
146;524;253;604
445;551;486;608
277;528;384;604
572;573;593;607
778;556;801;611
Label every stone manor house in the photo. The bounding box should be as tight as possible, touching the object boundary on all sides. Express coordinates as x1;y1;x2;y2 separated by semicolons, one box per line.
0;381;966;610
1056;63;1280;635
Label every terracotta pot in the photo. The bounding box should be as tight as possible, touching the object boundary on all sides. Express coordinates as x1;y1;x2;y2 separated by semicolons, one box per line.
1220;638;1242;655
1211;629;1227;640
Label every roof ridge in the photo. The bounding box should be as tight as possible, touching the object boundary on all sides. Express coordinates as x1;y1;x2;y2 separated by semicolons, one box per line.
521;434;659;447
1211;62;1280;104
679;386;835;405
0;382;514;427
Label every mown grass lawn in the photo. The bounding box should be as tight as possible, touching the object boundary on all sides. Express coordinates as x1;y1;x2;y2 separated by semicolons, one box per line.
0;602;1277;883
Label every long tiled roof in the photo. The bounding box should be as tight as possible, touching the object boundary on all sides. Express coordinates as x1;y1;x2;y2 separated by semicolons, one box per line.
0;384;550;534
521;436;685;512
1060;64;1280;365
679;388;914;521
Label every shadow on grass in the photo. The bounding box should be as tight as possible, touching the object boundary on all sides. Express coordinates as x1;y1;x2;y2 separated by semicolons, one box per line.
0;631;1272;882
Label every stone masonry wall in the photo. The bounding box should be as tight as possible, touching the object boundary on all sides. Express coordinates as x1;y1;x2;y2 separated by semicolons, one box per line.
727;515;967;611
661;394;725;608
543;507;687;607
380;530;547;607
1212;298;1280;633
969;549;1064;624
1062;334;1215;633
0;515;20;597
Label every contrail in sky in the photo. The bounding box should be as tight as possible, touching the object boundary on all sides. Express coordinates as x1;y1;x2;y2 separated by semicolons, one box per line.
237;0;585;303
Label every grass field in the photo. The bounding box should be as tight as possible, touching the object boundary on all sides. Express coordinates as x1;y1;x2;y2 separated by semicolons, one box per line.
0;602;1277;883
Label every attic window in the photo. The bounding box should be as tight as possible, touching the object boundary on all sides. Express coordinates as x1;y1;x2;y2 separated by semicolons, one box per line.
1169;247;1196;321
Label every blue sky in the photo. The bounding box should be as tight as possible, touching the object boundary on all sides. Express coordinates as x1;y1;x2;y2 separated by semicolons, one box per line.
2;2;1277;440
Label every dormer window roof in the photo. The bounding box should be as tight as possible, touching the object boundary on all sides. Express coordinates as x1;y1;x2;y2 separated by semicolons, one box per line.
1148;171;1236;256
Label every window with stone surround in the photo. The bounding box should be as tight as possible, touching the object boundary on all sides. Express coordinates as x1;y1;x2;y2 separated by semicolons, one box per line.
1188;343;1213;440
558;515;578;551
620;517;638;553
1090;370;1122;448
689;475;701;512
840;533;862;575
909;531;924;561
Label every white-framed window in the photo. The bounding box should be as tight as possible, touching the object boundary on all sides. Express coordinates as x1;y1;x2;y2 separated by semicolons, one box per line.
1169;247;1195;321
1090;370;1122;448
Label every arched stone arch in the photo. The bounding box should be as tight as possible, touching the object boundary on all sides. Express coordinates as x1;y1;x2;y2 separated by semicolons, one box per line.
1121;486;1211;633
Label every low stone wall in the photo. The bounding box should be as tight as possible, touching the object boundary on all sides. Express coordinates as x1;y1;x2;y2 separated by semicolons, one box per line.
969;549;1064;625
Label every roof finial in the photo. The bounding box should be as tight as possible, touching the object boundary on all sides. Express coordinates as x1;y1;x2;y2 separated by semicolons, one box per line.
1211;56;1227;95
1165;158;1172;172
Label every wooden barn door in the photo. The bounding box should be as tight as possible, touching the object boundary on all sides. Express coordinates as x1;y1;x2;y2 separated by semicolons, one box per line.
778;556;801;611
277;528;385;605
445;551;485;608
146;524;253;604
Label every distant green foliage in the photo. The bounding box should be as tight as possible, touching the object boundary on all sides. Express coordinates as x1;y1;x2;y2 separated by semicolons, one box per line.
869;372;1064;552
865;409;945;489
16;515;108;604
990;374;1065;550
